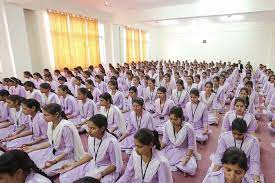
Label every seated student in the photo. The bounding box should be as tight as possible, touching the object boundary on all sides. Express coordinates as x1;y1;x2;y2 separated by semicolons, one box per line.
59;114;123;183
0;95;30;142
0;150;52;183
99;93;126;137
95;75;108;94
73;177;100;183
5;99;47;149
161;106;199;176
210;118;262;183
200;82;219;125
33;73;45;89
203;147;251;183
9;77;27;98
122;86;138;122
143;78;158;113
184;75;197;94
57;85;80;125
40;83;60;106
222;97;257;135
171;79;189;109
152;86;175;134
131;76;144;98
245;81;261;119
108;80;124;110
212;76;226;114
229;87;249;111
0;89;10;123
76;88;97;132
23;103;86;176
73;76;86;96
85;79;101;107
44;74;59;92
23;81;43;104
265;93;275;121
162;73;176;97
117;128;173;183
119;98;153;152
57;76;75;97
185;88;209;143
267;114;275;134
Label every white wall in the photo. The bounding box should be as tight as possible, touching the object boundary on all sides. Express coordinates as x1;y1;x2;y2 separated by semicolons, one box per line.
4;3;32;79
0;0;16;78
149;21;275;68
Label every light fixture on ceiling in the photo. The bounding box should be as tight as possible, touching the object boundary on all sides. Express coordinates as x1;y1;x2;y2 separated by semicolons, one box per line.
158;20;179;26
220;15;244;22
104;0;111;7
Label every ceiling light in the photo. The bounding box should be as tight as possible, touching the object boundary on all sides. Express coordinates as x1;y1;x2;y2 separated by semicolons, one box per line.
220;15;244;22
158;20;179;26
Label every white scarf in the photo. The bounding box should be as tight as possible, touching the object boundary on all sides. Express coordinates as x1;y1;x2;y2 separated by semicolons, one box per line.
99;105;127;134
88;133;123;173
145;87;157;103
228;111;252;127
166;121;201;160
172;89;187;104
47;119;86;161
185;102;205;123
200;91;215;107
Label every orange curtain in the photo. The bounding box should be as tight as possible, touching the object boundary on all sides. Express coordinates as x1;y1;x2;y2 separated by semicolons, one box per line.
69;15;89;68
141;30;147;61
87;19;101;66
134;29;141;62
48;12;72;69
126;27;134;63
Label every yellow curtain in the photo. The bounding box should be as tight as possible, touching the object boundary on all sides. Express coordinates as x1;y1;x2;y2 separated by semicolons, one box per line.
126;27;134;63
69;15;89;68
141;30;147;61
87;19;101;66
48;12;72;69
134;29;141;62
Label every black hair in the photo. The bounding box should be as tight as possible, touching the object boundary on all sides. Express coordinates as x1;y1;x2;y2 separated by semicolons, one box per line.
134;128;161;150
40;83;55;93
86;79;95;87
169;106;185;121
83;71;91;77
73;177;101;183
54;70;61;75
88;114;117;138
7;95;25;105
23;71;33;78
58;85;74;96
129;86;137;93
176;79;184;89
23;81;36;89
132;97;144;107
232;118;248;134
95;75;103;81
44;74;53;80
239;88;249;108
190;88;200;96
157;86;166;94
244;81;253;88
43;103;67;120
33;73;43;79
0;89;10;97
213;76;220;82
0;150;53;182
99;92;113;104
74;76;85;85
78;87;93;100
187;75;194;82
10;77;23;86
43;68;50;73
234;97;248;109
148;78;155;84
108;80;119;90
221;147;248;171
22;99;41;112
58;76;67;82
67;71;75;77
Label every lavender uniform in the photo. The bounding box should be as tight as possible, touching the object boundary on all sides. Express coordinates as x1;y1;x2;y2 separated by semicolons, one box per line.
152;98;175;134
200;91;218;125
78;98;98;132
266;93;275;121
74;84;85;97
171;89;189;109
267;114;275;134
120;110;153;150
13;85;27;98
163;80;176;97
48;80;59;92
222;110;258;134
41;92;60;107
143;87;158;112
6;112;48;149
95;81;108;93
27;89;43;104
64;82;75;96
203;169;252;183
33;79;44;89
59;133;123;183
28;119;86;176
25;171;52;183
184;102;209;142
117;148;173;183
184;83;198;94
209;131;263;182
247;90;261;119
91;87;101;106
213;86;226;114
0;108;30;140
60;95;80;125
0;101;9;122
162;121;199;175
111;90;124;110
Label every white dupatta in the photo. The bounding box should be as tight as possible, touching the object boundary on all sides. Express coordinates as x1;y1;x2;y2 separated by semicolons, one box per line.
185;102;205;123
172;89;188;104
200;91;215;107
228;111;252;127
99;105;127;134
47;119;86;161
166;121;201;160
88;133;123;173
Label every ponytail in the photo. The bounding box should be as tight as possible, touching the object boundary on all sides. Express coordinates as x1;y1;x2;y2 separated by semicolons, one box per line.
134;128;161;151
152;130;161;150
